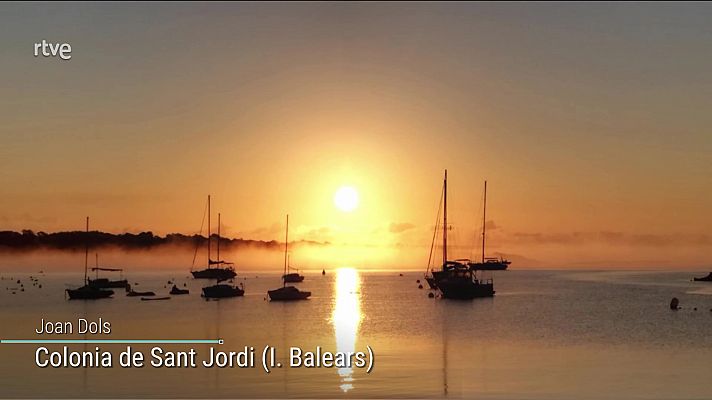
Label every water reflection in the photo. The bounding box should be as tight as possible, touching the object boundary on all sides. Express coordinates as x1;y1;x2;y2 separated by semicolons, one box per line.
332;267;362;393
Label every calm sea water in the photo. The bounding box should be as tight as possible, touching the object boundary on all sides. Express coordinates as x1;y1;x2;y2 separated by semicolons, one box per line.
1;268;712;399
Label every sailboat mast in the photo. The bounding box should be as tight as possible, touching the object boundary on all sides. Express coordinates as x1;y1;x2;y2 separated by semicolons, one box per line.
443;170;447;266
284;214;289;287
84;216;89;284
482;181;487;263
207;195;211;268
217;212;220;263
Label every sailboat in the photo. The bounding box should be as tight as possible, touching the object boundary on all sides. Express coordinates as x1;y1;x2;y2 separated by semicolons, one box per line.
191;195;237;281
693;272;712;282
427;170;495;299
467;181;511;271
282;255;305;283
66;217;114;300
268;215;311;301
88;254;128;288
202;212;244;299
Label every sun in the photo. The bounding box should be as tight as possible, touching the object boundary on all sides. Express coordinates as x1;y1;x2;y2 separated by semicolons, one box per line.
334;186;359;212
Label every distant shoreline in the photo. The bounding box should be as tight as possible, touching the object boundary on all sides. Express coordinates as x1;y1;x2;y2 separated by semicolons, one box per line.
0;230;327;253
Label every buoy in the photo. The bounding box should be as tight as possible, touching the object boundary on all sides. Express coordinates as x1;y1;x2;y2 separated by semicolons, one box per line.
428;292;435;298
418;284;423;289
694;307;698;311
416;279;421;283
670;297;680;310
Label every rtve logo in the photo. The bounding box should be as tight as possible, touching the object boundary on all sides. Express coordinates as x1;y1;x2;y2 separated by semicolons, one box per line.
33;40;72;60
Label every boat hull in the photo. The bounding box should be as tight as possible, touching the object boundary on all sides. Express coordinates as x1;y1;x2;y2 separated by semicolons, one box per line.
66;286;114;300
127;291;155;297
202;284;244;298
88;278;129;288
438;279;495;299
268;286;311;301
468;261;510;271
282;273;304;283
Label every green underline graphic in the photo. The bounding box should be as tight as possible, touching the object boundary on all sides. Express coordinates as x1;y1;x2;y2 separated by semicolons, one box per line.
0;339;223;344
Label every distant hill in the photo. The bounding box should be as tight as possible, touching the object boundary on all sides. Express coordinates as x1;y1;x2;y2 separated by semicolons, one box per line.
0;230;325;252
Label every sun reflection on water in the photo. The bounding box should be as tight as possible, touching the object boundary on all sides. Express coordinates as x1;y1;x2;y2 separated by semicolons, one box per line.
332;267;362;393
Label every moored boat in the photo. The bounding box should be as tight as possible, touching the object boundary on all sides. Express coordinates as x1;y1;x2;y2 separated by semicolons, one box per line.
67;284;114;300
200;211;244;299
127;290;156;297
693;272;712;282
170;285;190;295
268;215;311;301
427;171;496;299
202;283;244;298
66;217;114;300
467;181;511;271
282;259;305;283
88;256;129;288
268;285;311;301
191;196;238;281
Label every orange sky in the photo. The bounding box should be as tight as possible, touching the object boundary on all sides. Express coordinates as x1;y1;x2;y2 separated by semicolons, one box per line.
1;3;711;268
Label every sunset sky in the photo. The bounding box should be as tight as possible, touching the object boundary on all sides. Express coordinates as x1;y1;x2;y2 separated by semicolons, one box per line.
1;3;711;268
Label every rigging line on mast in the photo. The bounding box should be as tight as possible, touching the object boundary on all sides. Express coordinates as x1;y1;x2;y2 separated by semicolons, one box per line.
191;197;209;270
427;178;445;274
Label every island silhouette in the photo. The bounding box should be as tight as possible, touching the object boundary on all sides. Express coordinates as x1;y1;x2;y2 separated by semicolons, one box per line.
0;230;327;252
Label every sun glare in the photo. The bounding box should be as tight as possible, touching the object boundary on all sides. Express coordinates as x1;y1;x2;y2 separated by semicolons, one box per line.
334;186;359;212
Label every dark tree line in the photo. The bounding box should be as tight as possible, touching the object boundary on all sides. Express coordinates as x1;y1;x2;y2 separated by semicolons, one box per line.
0;229;291;252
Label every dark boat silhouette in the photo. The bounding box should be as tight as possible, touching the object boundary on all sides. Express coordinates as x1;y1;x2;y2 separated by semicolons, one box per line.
282;273;304;282
202;283;244;298
142;296;170;301
282;256;305;282
268;285;311;301
66;217;114;300
467;181;510;271
468;258;511;271
426;171;495;299
67;285;114;300
88;277;129;289
127;290;155;297
268;215;311;301
170;285;190;295
436;261;494;299
693;272;712;282
191;196;237;280
88;255;129;288
201;211;244;299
